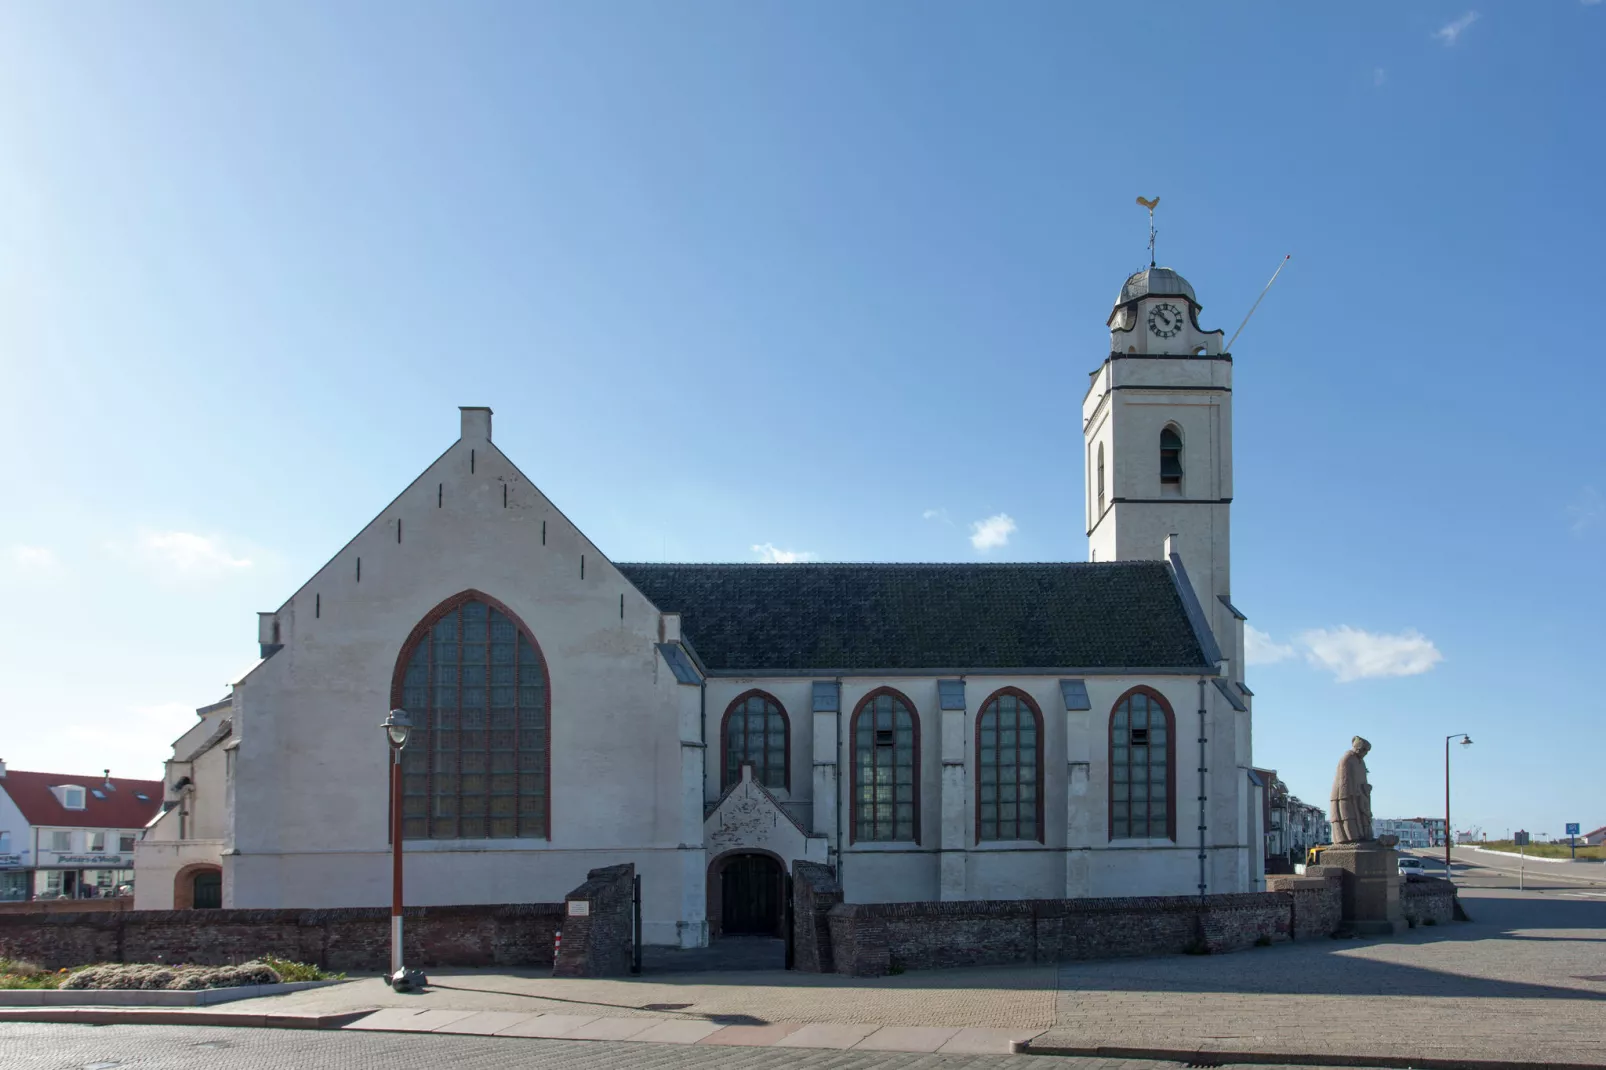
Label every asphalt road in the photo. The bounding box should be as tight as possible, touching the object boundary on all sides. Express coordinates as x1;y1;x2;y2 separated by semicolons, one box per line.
0;1022;1366;1070
1430;845;1606;894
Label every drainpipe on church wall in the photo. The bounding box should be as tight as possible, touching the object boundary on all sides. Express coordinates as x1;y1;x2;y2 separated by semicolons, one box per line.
1197;676;1208;906
834;676;844;888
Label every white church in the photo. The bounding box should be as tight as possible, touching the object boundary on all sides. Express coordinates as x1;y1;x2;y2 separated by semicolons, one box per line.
138;263;1265;947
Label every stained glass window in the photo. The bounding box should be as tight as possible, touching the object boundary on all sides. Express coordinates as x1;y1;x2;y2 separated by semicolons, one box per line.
723;692;789;790
977;690;1042;842
1110;689;1172;840
397;596;547;840
852;690;918;842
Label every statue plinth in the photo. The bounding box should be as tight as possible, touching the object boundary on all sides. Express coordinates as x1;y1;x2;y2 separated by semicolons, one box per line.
1321;841;1405;935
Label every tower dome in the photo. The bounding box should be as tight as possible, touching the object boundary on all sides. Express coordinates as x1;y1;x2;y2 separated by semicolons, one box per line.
1115;266;1197;308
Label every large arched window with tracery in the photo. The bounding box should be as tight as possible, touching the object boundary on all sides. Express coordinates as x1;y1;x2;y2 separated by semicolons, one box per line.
976;688;1043;843
722;691;789;791
1109;687;1174;841
851;688;919;843
394;592;549;840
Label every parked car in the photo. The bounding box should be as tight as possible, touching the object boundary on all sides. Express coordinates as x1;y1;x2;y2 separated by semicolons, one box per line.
1398;857;1425;876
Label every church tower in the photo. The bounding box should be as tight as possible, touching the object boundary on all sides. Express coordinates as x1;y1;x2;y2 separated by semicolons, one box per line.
1083;264;1242;680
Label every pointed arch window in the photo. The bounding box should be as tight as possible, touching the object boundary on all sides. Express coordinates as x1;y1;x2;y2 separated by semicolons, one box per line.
722;691;789;791
1160;426;1183;486
851;688;919;843
393;592;549;840
1109;687;1175;841
1096;443;1106;516
976;688;1043;842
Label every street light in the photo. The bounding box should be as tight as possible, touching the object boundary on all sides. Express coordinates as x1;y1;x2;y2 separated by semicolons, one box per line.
1445;733;1472;875
382;709;424;991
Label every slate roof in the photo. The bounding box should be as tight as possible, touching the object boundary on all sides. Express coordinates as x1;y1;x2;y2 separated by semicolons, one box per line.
0;770;164;830
617;560;1210;673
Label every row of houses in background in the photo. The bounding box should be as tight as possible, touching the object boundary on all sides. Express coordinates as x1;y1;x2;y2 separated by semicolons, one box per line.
0;761;163;902
1254;768;1330;872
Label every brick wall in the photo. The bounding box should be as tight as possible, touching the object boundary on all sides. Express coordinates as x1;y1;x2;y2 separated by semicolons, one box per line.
1266;872;1344;939
0;898;135;915
820;891;1319;978
791;860;841;974
1401;876;1457;927
552;863;634;978
0;903;562;972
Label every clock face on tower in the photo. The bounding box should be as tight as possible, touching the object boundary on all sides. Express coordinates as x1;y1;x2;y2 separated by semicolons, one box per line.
1148;302;1184;338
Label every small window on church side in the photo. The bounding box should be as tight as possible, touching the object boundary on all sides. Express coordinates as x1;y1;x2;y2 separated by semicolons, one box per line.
1160;426;1183;486
852;689;919;843
722;691;789;791
1109;688;1174;841
1096;443;1106;516
976;688;1043;843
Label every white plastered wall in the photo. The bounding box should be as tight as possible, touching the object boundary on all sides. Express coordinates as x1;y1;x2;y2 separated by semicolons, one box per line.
224;409;704;946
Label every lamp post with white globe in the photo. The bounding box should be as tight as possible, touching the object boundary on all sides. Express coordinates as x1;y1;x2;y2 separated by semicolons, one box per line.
382;709;423;990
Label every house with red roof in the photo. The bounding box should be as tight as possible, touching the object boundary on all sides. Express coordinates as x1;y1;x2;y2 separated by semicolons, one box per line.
1584;825;1606;847
0;760;162;901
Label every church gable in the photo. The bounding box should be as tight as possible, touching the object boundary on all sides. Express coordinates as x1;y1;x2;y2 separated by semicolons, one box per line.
705;765;827;864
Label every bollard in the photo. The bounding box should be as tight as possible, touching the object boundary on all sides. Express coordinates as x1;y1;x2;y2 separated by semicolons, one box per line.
553;928;562;969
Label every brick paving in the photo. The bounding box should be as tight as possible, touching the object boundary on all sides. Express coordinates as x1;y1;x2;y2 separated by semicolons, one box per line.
0;1021;1364;1070
1038;887;1606;1065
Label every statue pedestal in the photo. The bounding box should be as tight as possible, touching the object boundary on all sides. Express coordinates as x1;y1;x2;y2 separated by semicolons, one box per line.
1321;841;1405;936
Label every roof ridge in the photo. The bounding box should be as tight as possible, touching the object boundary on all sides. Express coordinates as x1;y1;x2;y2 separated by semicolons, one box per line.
616;560;1163;569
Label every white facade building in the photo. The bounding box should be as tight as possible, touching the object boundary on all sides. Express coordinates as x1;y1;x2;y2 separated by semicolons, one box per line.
136;264;1264;945
1376;819;1432;849
0;762;162;901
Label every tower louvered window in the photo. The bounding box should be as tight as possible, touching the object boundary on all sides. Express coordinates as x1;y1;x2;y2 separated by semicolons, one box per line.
1160;426;1183;485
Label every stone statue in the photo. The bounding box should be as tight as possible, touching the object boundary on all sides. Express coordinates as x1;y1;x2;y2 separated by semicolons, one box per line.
1329;736;1374;843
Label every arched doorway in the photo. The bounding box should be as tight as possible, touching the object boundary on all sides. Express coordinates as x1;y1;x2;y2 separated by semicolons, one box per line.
173;863;222;910
711;851;784;937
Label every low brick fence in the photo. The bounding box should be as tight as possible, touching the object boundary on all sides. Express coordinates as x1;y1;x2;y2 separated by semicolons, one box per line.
0;902;562;972
791;860;842;974
1266;872;1344;939
0;899;135;915
552;863;635;978
1402;875;1458;926
821;891;1307;977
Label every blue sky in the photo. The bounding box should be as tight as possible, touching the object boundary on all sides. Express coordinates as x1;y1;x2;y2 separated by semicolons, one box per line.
1;3;1601;840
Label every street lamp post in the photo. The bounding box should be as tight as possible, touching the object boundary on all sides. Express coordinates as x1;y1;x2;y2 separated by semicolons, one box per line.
383;709;424;991
1445;733;1472;875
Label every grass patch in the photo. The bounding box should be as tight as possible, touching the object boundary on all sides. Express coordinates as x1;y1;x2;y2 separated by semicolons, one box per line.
1;957;342;991
0;959;83;990
259;957;344;983
1477;840;1605;860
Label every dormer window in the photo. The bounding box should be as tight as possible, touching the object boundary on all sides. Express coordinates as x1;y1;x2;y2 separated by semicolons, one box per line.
1160;426;1183;486
60;785;86;810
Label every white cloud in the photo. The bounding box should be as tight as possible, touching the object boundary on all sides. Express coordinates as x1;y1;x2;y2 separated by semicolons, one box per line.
1373;67;1387;87
1583;0;1601;7
113;531;254;574
1433;11;1480;45
969;513;1017;551
751;542;817;564
8;545;60;569
1298;626;1443;683
1245;624;1297;665
1566;486;1603;535
922;508;956;526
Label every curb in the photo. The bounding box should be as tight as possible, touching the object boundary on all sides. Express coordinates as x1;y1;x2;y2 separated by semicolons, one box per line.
1024;1042;1606;1070
0;1007;375;1030
0;979;347;1008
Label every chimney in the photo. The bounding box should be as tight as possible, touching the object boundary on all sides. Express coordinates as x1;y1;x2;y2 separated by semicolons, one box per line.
0;759;6;777
459;406;493;442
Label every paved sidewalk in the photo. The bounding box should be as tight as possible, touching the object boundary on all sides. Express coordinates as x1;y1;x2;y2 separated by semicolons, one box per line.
1036;888;1606;1066
215;962;1060;1031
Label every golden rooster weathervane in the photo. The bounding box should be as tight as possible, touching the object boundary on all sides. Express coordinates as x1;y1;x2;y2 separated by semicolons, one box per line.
1136;196;1159;267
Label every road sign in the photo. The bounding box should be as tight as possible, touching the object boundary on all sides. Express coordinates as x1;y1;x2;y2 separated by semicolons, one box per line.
1514;831;1530;846
1566;823;1581;836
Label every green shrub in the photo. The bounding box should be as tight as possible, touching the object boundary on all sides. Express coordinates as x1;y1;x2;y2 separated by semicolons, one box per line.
62;963;281;991
259;956;345;983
